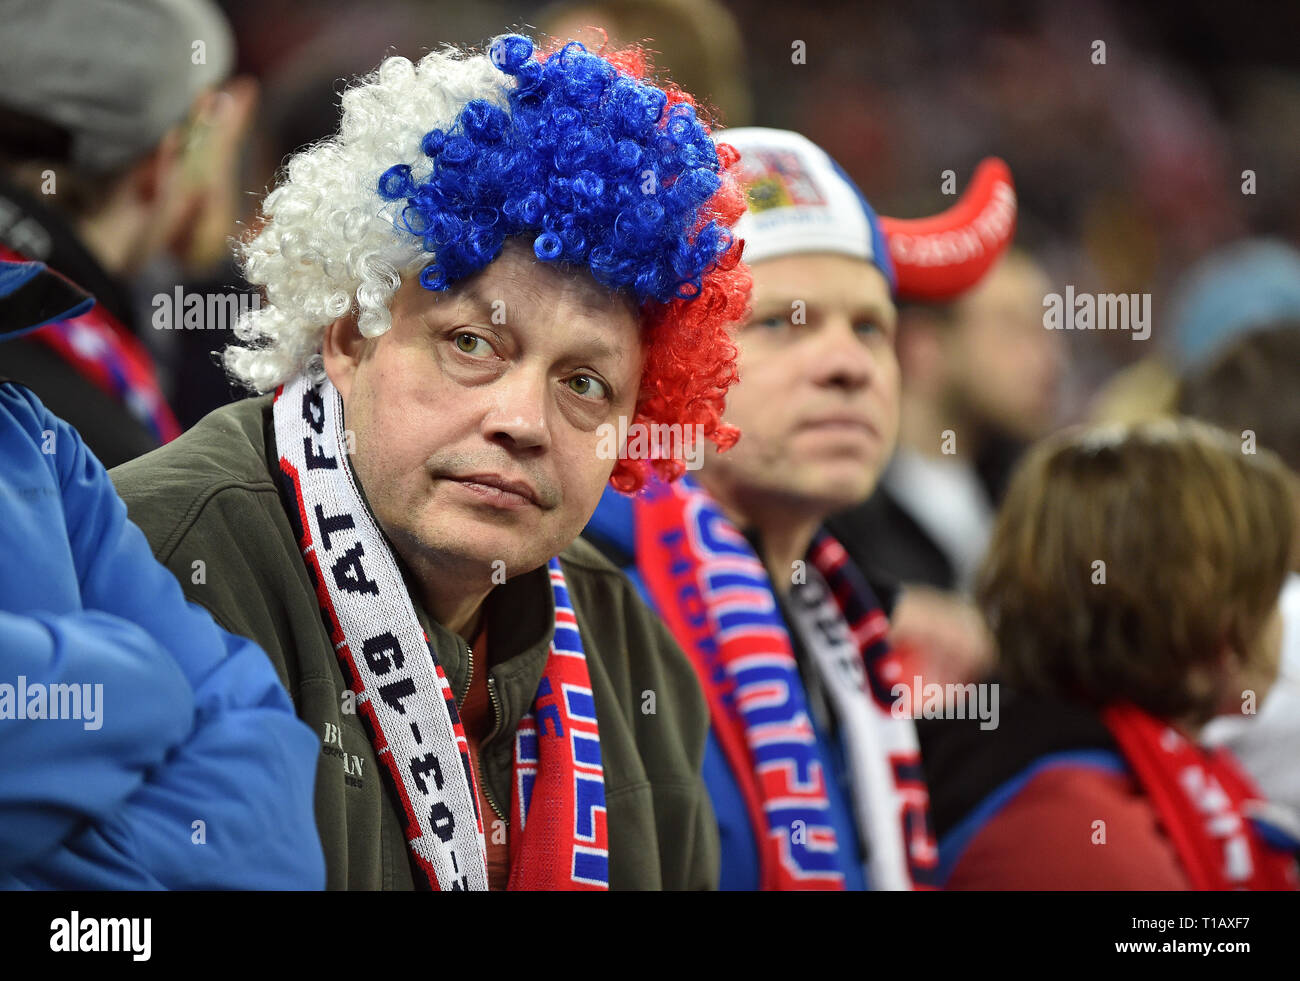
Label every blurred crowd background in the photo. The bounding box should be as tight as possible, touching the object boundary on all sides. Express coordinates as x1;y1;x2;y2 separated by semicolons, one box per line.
197;0;1300;426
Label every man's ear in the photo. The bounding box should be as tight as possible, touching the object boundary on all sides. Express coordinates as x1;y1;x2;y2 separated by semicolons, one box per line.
321;310;366;400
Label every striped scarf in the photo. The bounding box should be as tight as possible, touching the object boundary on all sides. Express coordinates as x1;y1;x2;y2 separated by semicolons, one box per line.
635;476;938;889
273;373;608;890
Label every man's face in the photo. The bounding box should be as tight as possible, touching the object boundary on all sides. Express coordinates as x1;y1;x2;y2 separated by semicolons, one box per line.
323;239;643;585
703;252;899;517
944;254;1062;441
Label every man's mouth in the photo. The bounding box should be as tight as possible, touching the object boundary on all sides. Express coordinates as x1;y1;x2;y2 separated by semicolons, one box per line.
443;472;541;509
796;413;879;439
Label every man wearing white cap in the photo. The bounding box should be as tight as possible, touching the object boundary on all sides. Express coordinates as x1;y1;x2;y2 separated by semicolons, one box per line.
584;126;1016;889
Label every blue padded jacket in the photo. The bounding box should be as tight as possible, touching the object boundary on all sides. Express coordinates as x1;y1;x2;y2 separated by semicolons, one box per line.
0;260;325;889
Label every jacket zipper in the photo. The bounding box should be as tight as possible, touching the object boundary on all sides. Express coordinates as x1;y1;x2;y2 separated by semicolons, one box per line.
462;639;507;826
483;677;505;826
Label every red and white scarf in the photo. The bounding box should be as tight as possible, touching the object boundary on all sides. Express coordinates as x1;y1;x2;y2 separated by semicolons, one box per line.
635;476;938;889
1101;704;1297;890
274;373;608;890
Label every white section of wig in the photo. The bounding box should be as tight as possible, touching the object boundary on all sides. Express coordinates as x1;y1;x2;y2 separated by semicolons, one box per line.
225;47;514;392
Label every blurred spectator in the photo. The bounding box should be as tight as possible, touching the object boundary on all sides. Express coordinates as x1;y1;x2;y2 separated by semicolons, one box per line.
1088;237;1300;425
0;0;242;466
537;0;753;125
1168;239;1300;367
829;251;1063;594
1180;323;1300;828
1084;355;1180;426
920;419;1298;889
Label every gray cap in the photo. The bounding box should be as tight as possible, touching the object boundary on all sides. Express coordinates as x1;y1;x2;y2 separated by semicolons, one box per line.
0;0;235;174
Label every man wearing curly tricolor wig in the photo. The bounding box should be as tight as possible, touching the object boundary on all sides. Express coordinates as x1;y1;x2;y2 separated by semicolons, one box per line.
111;34;750;891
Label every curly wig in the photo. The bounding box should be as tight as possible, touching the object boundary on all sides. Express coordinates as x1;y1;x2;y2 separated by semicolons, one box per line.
227;33;749;492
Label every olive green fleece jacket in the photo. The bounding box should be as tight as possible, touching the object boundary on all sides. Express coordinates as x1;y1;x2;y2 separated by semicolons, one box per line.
109;394;719;890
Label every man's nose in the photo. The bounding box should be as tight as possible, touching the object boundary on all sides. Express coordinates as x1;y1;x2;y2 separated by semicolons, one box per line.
481;367;552;452
810;317;874;391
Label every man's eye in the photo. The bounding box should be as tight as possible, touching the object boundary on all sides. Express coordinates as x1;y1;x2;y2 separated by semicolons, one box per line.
757;316;786;329
854;321;882;338
453;332;493;357
567;374;608;399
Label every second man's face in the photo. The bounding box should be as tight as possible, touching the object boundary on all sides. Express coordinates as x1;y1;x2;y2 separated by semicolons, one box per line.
705;252;900;517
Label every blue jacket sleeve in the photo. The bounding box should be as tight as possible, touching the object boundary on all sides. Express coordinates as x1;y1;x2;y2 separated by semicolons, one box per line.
52;400;325;888
0;608;194;873
1;619;326;890
1;386;324;888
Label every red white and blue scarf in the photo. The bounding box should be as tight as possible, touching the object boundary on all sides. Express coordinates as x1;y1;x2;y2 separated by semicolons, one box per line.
274;373;608;890
635;476;938;889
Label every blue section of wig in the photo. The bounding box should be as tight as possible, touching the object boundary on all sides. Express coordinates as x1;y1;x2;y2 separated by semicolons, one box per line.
376;35;732;305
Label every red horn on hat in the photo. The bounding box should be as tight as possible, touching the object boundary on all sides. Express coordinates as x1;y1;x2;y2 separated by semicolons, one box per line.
879;157;1017;302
